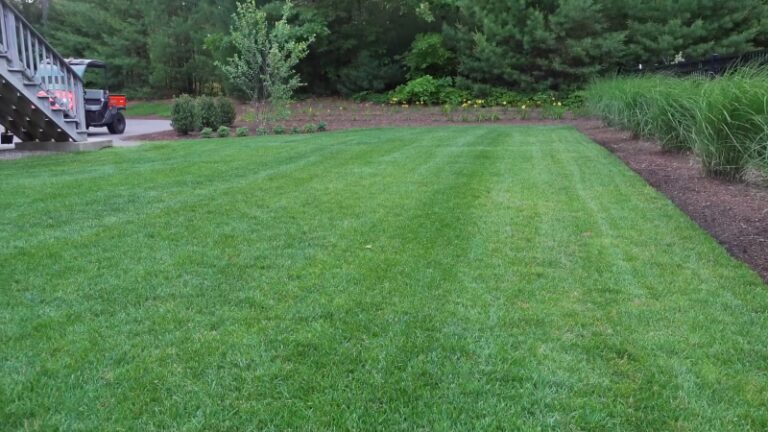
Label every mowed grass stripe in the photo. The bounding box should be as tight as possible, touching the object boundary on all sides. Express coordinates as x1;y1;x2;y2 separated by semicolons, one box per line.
1;126;767;430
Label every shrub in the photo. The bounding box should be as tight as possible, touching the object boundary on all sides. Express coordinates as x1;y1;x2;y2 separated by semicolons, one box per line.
197;96;219;130
256;127;268;136
317;122;327;132
217;126;231;138
291;126;301;134
200;127;214;139
236;127;250;137
389;76;469;106
171;94;199;135
273;125;286;135
216;97;237;126
303;123;318;134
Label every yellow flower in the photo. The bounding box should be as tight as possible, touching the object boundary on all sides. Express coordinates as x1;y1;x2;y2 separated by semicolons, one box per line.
557;102;562;107
521;105;527;110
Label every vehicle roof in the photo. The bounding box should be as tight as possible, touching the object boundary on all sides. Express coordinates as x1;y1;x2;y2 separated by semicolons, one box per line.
66;59;106;68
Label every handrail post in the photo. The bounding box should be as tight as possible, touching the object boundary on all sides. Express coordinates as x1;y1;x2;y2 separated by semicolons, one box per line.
0;1;6;53
3;3;18;68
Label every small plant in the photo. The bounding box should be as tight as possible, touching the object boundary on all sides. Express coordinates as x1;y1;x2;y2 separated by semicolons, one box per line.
171;94;199;135
317;121;327;132
256;127;268;136
273;125;286;135
303;123;318;134
491;112;501;122
216;97;237;127
543;103;566;120
197;96;219;130
291;126;301;134
200;127;214;139
242;108;257;124
236;127;250;137
217;126;231;138
519;105;529;120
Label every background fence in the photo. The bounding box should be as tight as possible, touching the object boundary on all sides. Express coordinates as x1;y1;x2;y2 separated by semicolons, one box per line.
641;49;768;76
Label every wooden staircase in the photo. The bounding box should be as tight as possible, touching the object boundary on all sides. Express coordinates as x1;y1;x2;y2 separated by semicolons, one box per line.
0;0;86;143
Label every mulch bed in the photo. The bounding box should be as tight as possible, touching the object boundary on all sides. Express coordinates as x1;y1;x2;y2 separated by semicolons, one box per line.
126;101;768;282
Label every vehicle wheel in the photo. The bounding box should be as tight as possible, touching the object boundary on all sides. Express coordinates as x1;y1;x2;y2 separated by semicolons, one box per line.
107;112;126;135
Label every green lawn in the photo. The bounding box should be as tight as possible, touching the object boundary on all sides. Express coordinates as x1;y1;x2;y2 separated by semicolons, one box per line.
126;100;172;118
1;126;767;430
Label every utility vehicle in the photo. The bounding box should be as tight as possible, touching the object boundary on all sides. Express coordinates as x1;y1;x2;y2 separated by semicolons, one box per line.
36;59;127;135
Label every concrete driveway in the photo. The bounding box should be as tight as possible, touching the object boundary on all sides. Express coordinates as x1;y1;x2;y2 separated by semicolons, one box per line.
0;118;173;159
87;118;173;147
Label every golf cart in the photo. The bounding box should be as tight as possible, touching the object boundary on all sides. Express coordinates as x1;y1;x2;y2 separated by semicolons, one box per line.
35;59;127;135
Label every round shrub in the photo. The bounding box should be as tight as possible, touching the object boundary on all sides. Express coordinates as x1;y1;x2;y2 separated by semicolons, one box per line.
236;127;250;137
317;121;327;132
303;123;318;134
273;125;286;135
197;96;219;130
216;97;237;127
171;94;199;135
200;127;214;139
217;126;231;138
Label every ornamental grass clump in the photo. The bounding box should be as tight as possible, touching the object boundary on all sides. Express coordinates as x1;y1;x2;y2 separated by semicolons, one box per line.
585;68;768;180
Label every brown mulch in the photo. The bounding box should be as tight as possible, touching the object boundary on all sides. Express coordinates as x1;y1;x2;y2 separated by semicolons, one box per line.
131;99;768;281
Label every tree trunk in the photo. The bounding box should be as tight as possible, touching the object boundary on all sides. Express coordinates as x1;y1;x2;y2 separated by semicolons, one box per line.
41;0;51;28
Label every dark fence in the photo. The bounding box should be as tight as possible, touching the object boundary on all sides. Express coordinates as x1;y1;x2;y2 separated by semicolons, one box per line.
638;49;768;76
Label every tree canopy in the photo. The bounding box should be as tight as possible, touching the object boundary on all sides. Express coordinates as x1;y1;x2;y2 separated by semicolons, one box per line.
11;0;768;96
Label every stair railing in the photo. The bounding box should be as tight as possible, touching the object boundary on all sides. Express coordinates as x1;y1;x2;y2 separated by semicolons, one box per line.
0;0;86;136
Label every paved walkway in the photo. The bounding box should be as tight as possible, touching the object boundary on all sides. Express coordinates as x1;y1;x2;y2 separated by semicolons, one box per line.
0;119;173;160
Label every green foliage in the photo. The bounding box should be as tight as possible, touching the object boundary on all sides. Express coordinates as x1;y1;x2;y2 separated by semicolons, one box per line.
448;0;625;92
171;94;199;135
390;76;468;105
317;121;327;132
303;123;318;134
291;126;301;134
273;125;286;135
197;96;220;130
256;127;268;136
586;69;768;179
217;126;231;138
216;97;237;126
200;127;214;138
219;0;314;126
403;33;455;79
28;0;768;97
236;127;250;137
